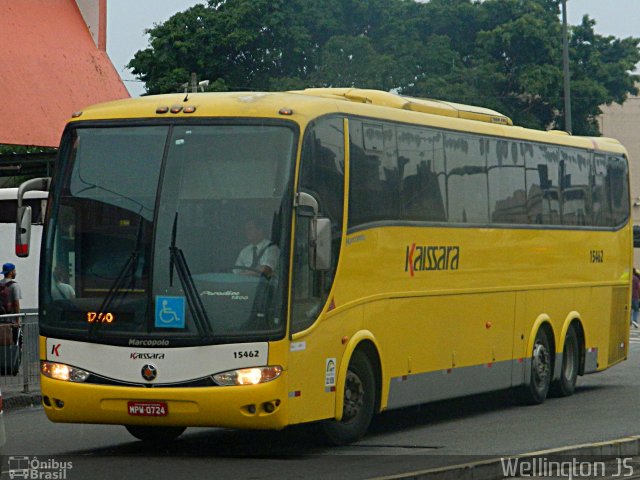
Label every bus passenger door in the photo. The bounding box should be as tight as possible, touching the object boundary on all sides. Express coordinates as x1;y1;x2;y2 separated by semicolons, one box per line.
287;207;344;424
287;116;346;425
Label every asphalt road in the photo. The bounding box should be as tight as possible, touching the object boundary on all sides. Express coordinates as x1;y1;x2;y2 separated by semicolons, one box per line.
2;330;640;480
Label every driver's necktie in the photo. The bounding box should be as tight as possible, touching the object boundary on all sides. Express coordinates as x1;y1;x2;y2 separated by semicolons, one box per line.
250;245;258;268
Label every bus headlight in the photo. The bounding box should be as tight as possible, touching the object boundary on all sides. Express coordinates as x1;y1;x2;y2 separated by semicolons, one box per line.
41;361;90;383
213;366;282;386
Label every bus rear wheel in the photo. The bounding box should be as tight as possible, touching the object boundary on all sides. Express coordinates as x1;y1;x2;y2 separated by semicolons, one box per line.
550;326;580;397
515;327;552;405
322;350;375;445
125;425;186;443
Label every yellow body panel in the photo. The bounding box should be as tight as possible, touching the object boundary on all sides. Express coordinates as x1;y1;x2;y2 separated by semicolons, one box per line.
329;226;627;403
44;89;632;430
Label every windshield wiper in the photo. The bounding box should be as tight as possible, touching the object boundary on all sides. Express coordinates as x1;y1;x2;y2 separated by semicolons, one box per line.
169;212;213;338
89;219;144;338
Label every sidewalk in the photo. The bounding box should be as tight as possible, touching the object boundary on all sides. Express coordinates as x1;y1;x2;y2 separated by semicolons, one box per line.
2;382;41;411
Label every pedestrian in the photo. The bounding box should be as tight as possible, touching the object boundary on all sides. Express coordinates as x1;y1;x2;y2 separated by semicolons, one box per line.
632;268;640;328
0;263;21;314
0;262;22;344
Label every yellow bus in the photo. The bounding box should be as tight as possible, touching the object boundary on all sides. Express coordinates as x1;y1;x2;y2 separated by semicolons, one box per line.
20;88;631;445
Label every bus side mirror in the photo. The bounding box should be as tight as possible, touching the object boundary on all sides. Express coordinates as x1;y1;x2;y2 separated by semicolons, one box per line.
310;217;331;271
295;192;319;216
16;176;50;258
295;192;332;271
16;206;32;257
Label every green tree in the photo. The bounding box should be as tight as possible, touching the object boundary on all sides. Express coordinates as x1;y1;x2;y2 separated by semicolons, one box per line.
569;15;640;134
127;0;640;136
467;0;565;129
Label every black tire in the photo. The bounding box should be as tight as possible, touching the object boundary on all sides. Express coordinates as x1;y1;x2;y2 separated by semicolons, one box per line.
125;425;186;443
550;326;580;397
322;350;376;445
515;328;552;405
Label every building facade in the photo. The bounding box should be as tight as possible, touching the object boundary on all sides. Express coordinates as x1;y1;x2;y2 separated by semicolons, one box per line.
599;96;640;267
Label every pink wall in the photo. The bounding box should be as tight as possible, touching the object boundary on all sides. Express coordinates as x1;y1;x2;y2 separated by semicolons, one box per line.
0;0;129;147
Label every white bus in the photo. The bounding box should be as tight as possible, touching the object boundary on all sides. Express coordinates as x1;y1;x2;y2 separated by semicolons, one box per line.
0;188;47;310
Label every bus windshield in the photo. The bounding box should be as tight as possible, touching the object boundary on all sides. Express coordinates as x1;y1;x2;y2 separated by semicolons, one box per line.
42;122;296;346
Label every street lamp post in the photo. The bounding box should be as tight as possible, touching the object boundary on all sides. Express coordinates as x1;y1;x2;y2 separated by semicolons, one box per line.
562;0;572;134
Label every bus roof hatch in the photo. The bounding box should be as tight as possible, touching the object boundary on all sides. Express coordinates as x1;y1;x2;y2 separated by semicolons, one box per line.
297;88;513;126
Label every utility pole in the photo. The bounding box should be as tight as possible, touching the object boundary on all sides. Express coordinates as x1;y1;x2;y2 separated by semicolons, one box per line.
180;73;209;96
561;0;572;134
190;72;198;93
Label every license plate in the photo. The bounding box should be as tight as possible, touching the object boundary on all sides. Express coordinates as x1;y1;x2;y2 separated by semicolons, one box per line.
127;401;168;417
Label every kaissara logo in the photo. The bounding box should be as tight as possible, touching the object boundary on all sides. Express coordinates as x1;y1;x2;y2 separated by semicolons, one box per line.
130;352;165;360
405;244;460;277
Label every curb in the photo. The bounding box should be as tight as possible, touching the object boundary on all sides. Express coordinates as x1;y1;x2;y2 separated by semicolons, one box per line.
3;392;42;411
369;436;640;480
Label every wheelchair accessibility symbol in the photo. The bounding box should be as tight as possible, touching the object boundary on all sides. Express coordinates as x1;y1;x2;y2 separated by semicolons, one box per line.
155;296;185;328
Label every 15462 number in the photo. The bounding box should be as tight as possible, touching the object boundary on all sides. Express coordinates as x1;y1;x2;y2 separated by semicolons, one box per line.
590;250;604;263
233;350;260;359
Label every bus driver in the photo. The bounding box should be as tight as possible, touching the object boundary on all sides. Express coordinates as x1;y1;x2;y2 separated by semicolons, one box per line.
233;219;279;277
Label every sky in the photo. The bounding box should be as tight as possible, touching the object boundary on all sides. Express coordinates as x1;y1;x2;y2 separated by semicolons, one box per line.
106;0;640;97
106;0;201;96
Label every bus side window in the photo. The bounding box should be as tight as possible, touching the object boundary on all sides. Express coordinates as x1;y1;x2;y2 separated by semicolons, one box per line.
291;117;345;334
488;139;527;224
348;120;399;226
445;132;489;224
558;150;591;226
526;145;560;225
606;155;629;226
397;126;447;222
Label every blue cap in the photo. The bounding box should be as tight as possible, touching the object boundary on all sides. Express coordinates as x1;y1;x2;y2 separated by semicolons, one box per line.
1;263;15;276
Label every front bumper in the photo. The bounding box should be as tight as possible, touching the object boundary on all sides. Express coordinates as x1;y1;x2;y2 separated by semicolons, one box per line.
41;373;289;429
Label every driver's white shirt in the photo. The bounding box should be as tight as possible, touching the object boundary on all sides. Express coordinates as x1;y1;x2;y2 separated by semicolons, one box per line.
234;239;279;272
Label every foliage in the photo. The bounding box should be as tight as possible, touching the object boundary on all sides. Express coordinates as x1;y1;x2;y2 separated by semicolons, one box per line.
127;0;640;135
0;145;56;155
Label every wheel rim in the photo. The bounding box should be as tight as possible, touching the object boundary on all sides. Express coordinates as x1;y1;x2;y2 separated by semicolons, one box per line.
563;335;576;380
532;341;550;389
343;370;365;422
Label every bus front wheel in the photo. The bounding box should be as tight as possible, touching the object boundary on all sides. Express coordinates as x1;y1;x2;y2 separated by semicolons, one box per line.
125;425;186;443
515;327;552;405
550;326;580;397
322;350;375;445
